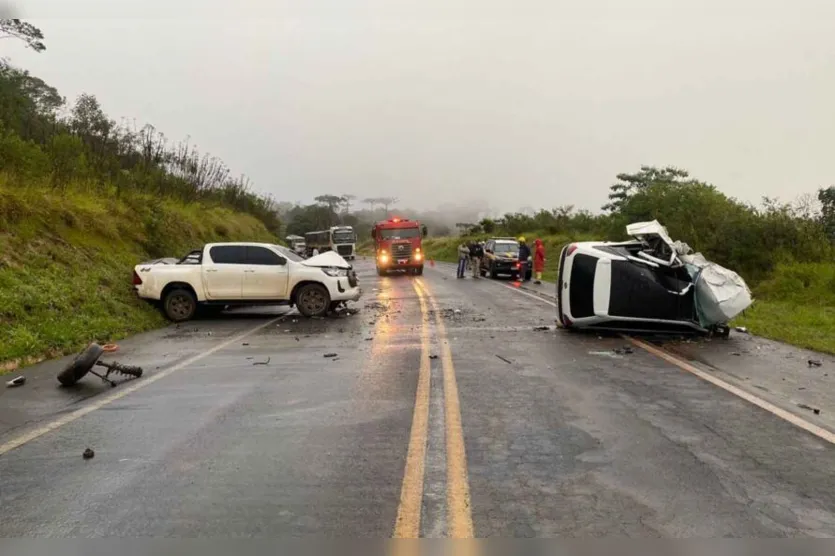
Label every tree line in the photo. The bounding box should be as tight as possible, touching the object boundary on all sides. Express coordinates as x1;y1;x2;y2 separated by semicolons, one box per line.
466;167;835;283
0;20;281;234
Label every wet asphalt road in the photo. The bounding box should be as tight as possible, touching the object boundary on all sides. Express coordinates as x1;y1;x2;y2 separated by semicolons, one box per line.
4;258;835;537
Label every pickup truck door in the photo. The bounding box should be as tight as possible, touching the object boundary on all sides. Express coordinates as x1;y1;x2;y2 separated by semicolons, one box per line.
241;246;290;299
203;245;246;300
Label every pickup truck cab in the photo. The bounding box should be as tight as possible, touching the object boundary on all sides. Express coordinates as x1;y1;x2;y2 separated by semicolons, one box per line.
133;243;361;322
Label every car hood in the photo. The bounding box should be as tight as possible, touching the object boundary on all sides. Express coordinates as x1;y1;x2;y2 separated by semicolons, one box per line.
301;251;352;269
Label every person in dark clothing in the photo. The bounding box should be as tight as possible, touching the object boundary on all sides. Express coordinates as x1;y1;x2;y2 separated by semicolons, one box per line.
517;237;532;281
469;241;484;278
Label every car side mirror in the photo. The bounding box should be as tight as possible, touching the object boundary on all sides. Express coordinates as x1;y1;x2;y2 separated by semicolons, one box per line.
421;225;428;238
371;229;376;239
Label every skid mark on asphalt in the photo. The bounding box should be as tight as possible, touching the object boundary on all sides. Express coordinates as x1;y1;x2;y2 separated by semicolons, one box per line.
0;316;287;457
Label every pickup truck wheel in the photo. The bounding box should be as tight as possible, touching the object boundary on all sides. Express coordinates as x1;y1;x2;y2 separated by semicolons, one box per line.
296;283;330;317
164;288;197;322
489;263;497;279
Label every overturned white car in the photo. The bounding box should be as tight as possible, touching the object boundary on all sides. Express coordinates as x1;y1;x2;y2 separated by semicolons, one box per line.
556;221;752;335
133;243;361;322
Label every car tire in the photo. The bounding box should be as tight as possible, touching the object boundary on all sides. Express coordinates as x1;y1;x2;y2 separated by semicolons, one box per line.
296;283;331;318
377;267;386;276
414;266;424;276
57;343;104;386
163;288;197;322
489;263;497;279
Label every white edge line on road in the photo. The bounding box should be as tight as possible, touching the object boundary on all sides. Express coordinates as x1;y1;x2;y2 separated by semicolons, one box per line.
0;314;287;457
489;272;835;447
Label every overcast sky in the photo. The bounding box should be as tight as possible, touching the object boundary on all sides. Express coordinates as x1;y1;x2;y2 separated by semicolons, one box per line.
6;1;835;213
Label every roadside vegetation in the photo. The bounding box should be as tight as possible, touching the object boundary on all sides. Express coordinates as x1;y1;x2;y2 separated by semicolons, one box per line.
0;21;277;371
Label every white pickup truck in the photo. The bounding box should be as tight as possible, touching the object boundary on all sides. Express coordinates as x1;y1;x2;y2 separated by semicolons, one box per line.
133;243;362;322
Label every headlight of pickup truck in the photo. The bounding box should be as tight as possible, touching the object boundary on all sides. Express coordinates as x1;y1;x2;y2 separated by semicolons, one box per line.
321;267;349;277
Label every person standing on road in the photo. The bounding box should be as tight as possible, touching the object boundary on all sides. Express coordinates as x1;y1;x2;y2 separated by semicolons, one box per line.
457;241;469;278
469;241;484;278
533;238;546;284
517;237;531;281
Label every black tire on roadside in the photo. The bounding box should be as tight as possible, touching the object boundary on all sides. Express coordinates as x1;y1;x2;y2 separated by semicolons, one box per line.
296;283;331;318
163;288;198;322
57;343;104;386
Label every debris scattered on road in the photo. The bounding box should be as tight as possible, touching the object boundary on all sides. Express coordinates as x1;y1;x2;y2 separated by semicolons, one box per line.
495;354;513;364
473;317;486;322
6;376;25;388
83;448;95;460
533;326;550;331
735;327;749;334
613;346;635;355
323;353;338;358
294;337;300;341
429;355;439;360
589;351;622;359
253;357;271;366
797;403;821;415
242;342;250;346
808;359;823;368
365;337;373;341
731;352;742;356
454;309;461;315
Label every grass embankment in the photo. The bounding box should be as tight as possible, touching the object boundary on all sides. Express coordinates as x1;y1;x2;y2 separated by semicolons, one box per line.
0;178;275;372
734;263;835;355
422;234;835;355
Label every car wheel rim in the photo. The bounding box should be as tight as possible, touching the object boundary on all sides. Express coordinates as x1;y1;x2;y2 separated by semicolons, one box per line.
170;295;192;318
300;289;326;313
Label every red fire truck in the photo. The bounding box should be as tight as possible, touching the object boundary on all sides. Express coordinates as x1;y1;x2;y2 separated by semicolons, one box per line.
371;217;428;276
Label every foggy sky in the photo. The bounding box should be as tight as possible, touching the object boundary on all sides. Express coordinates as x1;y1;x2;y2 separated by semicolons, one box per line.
7;1;835;214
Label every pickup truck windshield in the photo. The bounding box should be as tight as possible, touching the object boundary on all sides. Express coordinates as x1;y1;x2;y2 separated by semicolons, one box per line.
494;243;519;253
275;245;303;262
380;228;420;239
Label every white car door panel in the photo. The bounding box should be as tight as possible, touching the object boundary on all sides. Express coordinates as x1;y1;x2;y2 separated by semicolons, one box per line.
203;246;246;299
242;246;290;299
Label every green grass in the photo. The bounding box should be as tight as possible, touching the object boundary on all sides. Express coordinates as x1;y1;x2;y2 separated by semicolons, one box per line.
734;263;835;354
0;175;276;372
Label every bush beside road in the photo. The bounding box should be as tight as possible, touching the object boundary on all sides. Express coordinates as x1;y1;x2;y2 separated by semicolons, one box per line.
0;177;275;372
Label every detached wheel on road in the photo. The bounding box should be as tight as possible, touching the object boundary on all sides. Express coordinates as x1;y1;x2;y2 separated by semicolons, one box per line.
57;343;104;386
163;288;197;322
296;283;331;317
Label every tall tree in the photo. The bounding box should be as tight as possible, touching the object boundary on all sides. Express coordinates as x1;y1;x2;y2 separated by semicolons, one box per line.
314;194;345;214
0;19;46;52
341;194;356;214
603;166;691;213
819;186;835;241
378;196;398;216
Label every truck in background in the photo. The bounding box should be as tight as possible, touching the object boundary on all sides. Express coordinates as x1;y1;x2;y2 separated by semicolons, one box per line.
371;217;428;276
285;235;307;257
304;226;357;260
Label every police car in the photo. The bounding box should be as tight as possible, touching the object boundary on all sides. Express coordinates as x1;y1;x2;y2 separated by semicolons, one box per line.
480;237;523;279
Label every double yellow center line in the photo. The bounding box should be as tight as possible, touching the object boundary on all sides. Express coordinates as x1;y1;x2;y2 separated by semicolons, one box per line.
393;280;474;538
